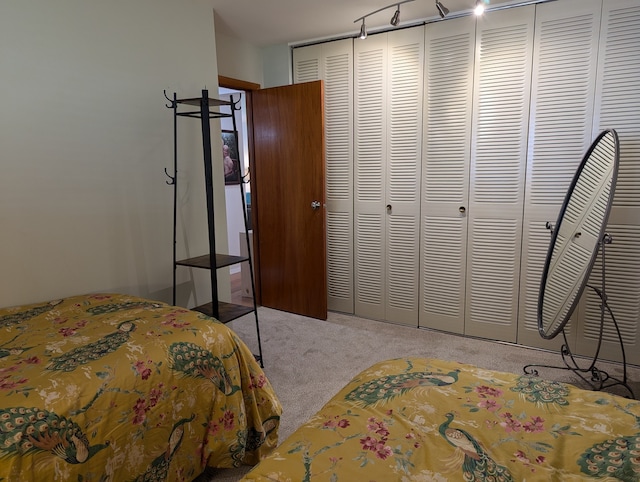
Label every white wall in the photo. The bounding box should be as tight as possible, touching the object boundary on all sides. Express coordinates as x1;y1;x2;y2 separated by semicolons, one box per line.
262;44;292;88
214;14;292;89
0;0;229;308
214;14;264;86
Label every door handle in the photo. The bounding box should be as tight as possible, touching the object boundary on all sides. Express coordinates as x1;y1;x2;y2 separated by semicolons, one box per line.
386;204;392;214
311;200;321;210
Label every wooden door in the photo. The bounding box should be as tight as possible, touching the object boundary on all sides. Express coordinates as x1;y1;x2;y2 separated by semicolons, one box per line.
251;81;327;320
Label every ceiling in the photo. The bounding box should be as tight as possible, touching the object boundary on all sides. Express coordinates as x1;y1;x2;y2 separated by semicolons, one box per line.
211;0;529;47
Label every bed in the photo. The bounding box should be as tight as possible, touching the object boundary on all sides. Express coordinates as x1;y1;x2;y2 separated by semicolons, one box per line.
242;357;640;481
0;293;281;481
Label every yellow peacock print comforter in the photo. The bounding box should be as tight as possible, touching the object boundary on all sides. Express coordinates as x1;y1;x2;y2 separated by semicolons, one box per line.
242;357;640;481
0;293;282;481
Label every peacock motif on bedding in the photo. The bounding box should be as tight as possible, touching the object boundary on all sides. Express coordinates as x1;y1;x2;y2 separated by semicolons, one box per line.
510;375;570;407
578;435;640;481
246;415;280;452
132;414;195;481
578;401;640;481
439;412;513;481
343;369;459;406
228;415;282;467
46;320;136;371
85;300;163;316
0;346;28;359
0;406;109;464
0;299;62;328
168;341;239;395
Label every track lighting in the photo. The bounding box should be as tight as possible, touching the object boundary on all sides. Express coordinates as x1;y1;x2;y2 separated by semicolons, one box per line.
474;0;486;15
435;0;449;18
390;6;401;26
359;19;367;39
354;0;414;39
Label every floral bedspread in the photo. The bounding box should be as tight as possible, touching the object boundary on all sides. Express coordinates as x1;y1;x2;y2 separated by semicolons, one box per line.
0;293;281;481
242;357;640;481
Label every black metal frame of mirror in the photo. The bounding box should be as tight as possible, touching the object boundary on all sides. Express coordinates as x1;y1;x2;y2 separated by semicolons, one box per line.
523;129;635;398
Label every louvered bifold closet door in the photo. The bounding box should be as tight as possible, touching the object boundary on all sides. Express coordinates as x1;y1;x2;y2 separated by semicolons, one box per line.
517;0;601;351
324;40;354;314
293;44;322;83
354;34;388;321
293;40;355;314
354;28;424;325
465;6;534;342
576;0;640;365
420;16;476;334
384;28;424;325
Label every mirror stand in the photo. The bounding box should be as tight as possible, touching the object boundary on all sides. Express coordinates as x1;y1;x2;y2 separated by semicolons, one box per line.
524;234;635;398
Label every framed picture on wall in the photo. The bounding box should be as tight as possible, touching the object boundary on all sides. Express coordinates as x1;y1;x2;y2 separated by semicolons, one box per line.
222;130;241;185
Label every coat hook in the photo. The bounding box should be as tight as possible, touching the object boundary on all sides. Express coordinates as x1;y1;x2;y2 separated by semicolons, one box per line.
229;93;242;110
164;167;175;185
163;90;175;108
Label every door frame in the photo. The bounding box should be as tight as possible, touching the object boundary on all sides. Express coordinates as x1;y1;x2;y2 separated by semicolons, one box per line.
218;76;263;305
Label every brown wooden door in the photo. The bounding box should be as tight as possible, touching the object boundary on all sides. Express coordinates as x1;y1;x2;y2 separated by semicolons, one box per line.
251;81;327;320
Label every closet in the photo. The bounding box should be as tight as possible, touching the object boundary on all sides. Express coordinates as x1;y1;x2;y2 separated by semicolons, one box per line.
578;0;640;363
517;0;602;352
420;7;534;342
291;0;640;364
293;39;354;314
420;16;475;335
463;6;534;342
353;27;424;326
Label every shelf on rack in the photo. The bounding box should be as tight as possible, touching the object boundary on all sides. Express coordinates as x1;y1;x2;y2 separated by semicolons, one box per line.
193;301;255;324
175;97;233;108
174;97;234;120
176;254;249;270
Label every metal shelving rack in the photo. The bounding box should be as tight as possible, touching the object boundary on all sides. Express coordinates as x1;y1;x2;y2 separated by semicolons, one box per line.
164;89;263;366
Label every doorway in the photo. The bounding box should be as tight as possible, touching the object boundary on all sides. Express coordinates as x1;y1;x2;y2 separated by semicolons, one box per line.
218;77;327;320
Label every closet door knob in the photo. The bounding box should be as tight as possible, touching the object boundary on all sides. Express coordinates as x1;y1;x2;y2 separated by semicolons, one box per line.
459;206;466;213
386;204;392;213
311;200;321;210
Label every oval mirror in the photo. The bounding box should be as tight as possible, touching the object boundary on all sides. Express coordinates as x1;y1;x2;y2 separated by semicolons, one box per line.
538;129;619;339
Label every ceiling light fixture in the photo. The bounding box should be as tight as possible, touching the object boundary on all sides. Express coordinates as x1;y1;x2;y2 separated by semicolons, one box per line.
359;19;368;39
474;0;486;15
435;0;449;18
390;5;401;26
354;0;415;39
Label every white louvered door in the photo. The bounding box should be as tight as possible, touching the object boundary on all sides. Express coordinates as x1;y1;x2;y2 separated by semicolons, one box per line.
420;16;476;334
354;28;424;326
464;6;534;342
354;34;388;321
324;41;354;314
577;0;640;365
293;44;321;82
385;29;424;325
517;0;601;351
293;39;354;314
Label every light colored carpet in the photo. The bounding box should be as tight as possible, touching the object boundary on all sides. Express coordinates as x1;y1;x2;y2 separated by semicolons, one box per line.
201;306;640;481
